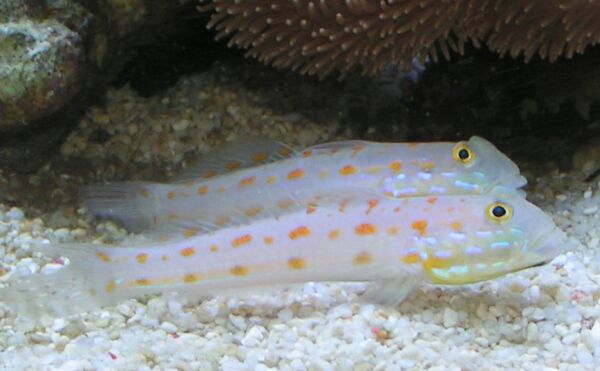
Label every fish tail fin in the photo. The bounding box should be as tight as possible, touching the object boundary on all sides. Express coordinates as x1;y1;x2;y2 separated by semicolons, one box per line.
0;243;126;322
80;182;162;232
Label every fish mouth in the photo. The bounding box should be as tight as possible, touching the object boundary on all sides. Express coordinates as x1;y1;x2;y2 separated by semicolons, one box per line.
485;173;528;195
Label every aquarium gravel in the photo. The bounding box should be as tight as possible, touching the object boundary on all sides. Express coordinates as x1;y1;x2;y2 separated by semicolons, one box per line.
0;61;598;370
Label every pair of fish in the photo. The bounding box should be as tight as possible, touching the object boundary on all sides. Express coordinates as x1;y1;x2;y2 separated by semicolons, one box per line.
1;136;569;319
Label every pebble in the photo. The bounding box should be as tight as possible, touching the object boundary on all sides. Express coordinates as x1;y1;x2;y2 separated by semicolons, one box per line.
532;308;546;321
590;321;600;339
7;208;24;221
40;263;64;275
160;321;178;333
52;228;70;240
442;308;459;327
173;119;190;132
241;326;264;347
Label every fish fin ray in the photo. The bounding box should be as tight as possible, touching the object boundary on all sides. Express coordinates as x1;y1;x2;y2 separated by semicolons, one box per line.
0;243;129;322
79;182;162;232
174;136;296;182
360;275;422;306
302;140;373;155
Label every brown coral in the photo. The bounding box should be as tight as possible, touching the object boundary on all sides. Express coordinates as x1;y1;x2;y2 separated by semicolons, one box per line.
199;0;600;78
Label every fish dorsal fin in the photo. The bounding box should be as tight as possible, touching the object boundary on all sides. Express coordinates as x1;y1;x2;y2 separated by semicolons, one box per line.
143;189;380;242
174;136;297;182
301;140;373;156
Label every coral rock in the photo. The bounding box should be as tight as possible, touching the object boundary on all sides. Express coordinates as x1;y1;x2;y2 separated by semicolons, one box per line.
201;0;600;78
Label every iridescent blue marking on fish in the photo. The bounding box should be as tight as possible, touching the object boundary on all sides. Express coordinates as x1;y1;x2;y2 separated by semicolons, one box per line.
465;245;483;255
491;241;511;250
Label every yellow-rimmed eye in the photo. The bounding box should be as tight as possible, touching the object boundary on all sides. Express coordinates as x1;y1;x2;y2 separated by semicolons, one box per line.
452;142;475;166
486;202;512;223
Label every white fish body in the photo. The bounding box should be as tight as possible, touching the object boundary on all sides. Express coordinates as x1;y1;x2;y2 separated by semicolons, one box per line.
2;187;568;320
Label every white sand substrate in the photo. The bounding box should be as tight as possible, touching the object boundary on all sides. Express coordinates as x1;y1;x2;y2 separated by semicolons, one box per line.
0;62;598;370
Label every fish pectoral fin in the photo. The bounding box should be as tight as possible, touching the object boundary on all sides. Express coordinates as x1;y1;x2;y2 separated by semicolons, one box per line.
360;275;422;307
173;135;296;182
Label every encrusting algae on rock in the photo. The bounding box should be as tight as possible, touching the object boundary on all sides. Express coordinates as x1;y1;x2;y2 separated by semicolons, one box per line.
0;136;570;321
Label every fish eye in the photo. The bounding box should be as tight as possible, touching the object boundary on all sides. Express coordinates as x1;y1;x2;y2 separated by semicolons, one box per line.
486;202;512;222
452;142;475;166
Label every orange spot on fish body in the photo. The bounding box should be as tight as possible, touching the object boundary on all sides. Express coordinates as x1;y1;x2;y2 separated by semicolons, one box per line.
197;185;208;195
287;168;305;180
137;187;150;198
411;220;428;236
161;255;169;262
266;175;277;184
180;247;196;257
328;229;340;240
231;265;249;276
263;236;273;245
306;203;317;214
289;226;311;240
427;197;438;204
244;206;262;217
167;191;176;199
183;228;199;237
251;152;268;162
184;274;200;283
288;257;307;270
389;161;402;173
105;281;116;293
278;147;292;157
277;199;294;210
421;161;434;172
136;253;148;264
387;227;399;235
355;223;377;235
209;244;219;252
365;166;381;174
226;161;241;170
215;216;229;226
201;170;217;179
239;176;256;187
402;252;421;264
339;165;357;176
366;199;378;214
232;234;252;247
339;200;350;213
353;252;373;265
450;222;463;231
303;150;312;158
351;145;364;158
96;252;111;263
136;278;151;286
